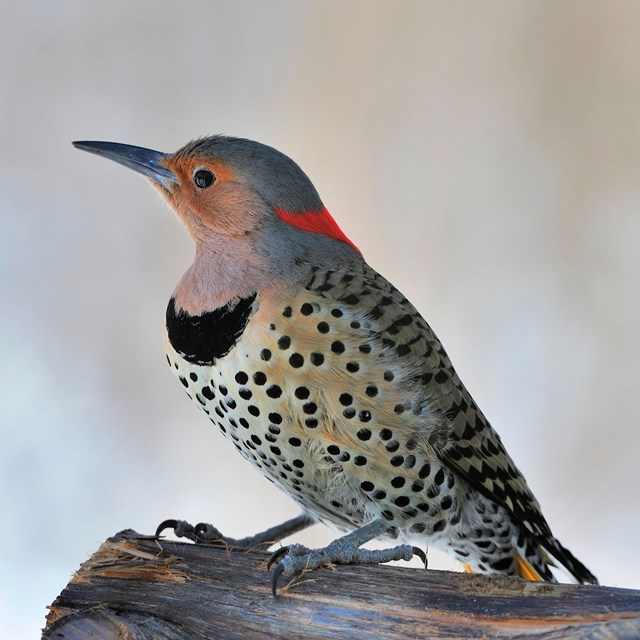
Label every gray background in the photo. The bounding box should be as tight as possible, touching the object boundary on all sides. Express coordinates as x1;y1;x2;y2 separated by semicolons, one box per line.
2;2;639;636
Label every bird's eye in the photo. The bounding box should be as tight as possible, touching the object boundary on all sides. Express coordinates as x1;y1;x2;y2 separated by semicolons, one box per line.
193;167;216;189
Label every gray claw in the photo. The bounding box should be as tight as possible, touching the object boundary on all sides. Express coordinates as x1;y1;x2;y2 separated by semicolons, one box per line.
271;563;286;596
155;519;178;537
267;546;290;571
412;546;428;568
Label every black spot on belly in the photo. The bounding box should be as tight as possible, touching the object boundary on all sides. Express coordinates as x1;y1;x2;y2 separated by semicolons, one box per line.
166;294;256;365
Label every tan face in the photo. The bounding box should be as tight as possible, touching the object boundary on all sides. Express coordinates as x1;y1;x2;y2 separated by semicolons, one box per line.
158;155;266;239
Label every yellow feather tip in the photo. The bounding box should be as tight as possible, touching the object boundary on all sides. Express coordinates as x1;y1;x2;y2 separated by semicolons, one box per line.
516;554;544;581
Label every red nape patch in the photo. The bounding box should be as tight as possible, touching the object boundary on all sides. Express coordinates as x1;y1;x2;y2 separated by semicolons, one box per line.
275;207;360;253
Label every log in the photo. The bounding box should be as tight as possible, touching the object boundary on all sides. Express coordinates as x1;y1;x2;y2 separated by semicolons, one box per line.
44;529;640;639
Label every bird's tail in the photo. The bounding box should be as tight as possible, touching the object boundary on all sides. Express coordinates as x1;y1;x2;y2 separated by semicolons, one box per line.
517;537;598;585
542;537;598;585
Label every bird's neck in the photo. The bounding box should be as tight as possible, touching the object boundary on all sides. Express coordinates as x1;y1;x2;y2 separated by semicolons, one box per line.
172;239;265;315
172;225;364;316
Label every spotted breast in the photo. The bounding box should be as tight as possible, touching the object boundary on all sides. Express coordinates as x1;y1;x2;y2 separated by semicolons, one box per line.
164;262;555;578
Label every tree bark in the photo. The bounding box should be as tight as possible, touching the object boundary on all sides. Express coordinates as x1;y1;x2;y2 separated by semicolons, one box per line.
44;529;640;639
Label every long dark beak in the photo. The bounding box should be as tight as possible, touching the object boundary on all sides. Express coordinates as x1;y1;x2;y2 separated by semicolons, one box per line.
72;141;178;190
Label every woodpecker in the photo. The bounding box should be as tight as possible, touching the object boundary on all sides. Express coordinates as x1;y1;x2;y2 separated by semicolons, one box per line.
74;136;597;592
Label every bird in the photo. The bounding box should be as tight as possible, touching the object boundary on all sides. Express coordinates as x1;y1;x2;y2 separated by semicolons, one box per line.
73;136;597;592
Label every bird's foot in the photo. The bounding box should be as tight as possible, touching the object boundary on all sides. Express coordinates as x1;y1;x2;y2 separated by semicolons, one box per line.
155;513;313;551
155;519;226;545
267;518;427;595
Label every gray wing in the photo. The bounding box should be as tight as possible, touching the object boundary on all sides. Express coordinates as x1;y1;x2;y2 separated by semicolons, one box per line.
305;262;553;541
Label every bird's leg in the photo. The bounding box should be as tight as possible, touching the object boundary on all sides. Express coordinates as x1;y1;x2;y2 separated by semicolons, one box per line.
156;513;314;551
267;517;427;595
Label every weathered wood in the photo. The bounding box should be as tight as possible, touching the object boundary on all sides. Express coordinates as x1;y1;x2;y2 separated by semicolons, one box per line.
44;529;640;639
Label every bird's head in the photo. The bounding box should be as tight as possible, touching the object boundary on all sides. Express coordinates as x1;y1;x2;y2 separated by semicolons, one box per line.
74;136;360;310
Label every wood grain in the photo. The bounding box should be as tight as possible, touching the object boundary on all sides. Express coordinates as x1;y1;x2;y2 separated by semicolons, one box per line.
44;530;640;639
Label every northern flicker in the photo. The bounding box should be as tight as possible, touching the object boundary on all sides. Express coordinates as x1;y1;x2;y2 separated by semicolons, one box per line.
73;136;597;591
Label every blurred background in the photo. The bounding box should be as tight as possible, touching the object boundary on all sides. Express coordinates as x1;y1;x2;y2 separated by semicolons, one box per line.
2;1;640;636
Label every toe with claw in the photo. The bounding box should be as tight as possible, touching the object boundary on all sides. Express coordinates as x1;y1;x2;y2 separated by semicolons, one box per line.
155;519;221;544
155;513;314;550
267;519;428;595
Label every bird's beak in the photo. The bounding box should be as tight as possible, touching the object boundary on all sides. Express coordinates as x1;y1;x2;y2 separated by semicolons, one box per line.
72;141;178;190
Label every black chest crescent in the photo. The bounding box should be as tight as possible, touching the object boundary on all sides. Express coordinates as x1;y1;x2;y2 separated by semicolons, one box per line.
166;294;257;366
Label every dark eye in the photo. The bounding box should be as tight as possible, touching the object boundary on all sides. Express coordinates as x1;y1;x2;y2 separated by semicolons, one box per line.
193;167;216;189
